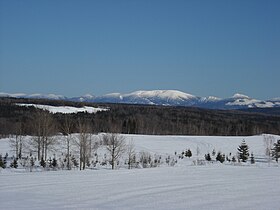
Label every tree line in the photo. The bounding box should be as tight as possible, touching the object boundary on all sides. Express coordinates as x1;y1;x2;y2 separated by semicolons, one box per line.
0;97;280;137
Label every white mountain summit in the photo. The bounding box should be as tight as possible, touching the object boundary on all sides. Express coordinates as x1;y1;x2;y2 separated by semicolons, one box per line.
1;90;279;110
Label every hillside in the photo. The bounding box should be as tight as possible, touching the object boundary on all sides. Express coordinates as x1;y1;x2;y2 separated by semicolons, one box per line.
0;97;280;136
1;90;280;109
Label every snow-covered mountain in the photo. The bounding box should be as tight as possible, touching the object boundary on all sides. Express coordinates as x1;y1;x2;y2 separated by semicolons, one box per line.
0;92;67;100
1;90;279;110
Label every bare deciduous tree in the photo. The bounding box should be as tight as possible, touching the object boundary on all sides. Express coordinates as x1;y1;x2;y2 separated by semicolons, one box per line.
263;134;275;165
31;111;56;160
9;122;24;159
103;133;126;170
126;139;136;169
60;116;74;170
74;119;92;170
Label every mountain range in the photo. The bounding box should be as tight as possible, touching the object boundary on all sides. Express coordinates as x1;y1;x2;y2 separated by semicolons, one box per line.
1;90;279;110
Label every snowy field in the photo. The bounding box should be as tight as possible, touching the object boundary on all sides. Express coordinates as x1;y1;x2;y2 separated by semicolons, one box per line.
0;134;279;209
16;103;108;114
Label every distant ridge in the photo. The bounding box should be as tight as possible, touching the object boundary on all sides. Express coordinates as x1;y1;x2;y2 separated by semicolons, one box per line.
1;90;279;110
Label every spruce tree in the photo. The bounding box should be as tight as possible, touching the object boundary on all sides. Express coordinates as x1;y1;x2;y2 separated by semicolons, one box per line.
205;153;211;161
185;149;192;158
52;157;57;169
10;158;18;168
0;154;5;168
40;157;46;168
237;140;249;162
250;153;255;164
216;152;225;163
30;156;35;172
272;140;280;163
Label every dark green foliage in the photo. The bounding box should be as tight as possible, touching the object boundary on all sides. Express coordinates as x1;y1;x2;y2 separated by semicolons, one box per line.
232;156;236;162
71;156;79;168
3;153;8;168
237;140;249;162
48;158;52;168
0;97;280;136
272;140;280;162
30;157;35;167
0;154;5;168
52;157;57;168
216;152;225;163
250;153;255;164
40;157;46;168
10;158;18;168
185;149;192;158
205;153;211;161
212;149;216;157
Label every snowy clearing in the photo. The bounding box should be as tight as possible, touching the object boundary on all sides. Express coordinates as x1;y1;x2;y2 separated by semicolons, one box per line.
0;134;279;209
0;166;279;210
16;103;108;114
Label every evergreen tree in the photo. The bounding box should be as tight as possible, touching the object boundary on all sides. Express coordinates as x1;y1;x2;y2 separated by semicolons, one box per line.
3;153;8;168
216;152;225;163
205;153;211;161
237;140;249;162
272;140;280;163
10;158;18;168
40;157;46;168
48;157;52;168
52;157;57;169
30;156;35;172
185;149;192;158
71;156;79;168
232;156;236;163
250;153;255;164
212;149;216;157
0;154;5;168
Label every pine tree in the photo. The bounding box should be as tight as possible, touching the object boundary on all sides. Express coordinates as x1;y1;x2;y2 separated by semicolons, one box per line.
30;156;35;172
48;157;52;168
52;157;57;169
212;149;216;157
232;156;236;163
272;140;280;163
205;153;211;161
10;158;18;168
185;149;192;158
216;152;225;163
40;157;46;168
237;140;249;162
250;153;255;164
272;139;280;163
0;154;5;168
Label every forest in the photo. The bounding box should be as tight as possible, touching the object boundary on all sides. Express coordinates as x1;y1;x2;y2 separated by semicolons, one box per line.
0;97;280;137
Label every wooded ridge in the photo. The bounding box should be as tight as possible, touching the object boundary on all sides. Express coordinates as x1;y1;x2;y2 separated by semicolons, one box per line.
0;97;279;137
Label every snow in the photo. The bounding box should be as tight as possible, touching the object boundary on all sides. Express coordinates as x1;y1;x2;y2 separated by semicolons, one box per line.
0;92;27;98
16;104;108;114
125;90;197;100
0;134;279;209
226;99;275;108
0;164;279;209
232;93;250;99
200;96;222;102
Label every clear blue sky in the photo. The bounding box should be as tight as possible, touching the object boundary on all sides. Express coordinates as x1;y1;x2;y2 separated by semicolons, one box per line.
0;0;279;99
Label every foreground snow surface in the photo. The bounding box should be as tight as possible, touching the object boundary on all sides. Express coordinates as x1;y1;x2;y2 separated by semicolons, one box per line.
1;166;279;210
1;134;279;209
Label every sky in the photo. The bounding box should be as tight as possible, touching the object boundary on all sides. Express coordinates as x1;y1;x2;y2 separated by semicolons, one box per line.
0;0;279;99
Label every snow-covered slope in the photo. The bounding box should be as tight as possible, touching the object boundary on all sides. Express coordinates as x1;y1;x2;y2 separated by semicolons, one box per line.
0;134;279;210
1;90;279;109
16;104;108;114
